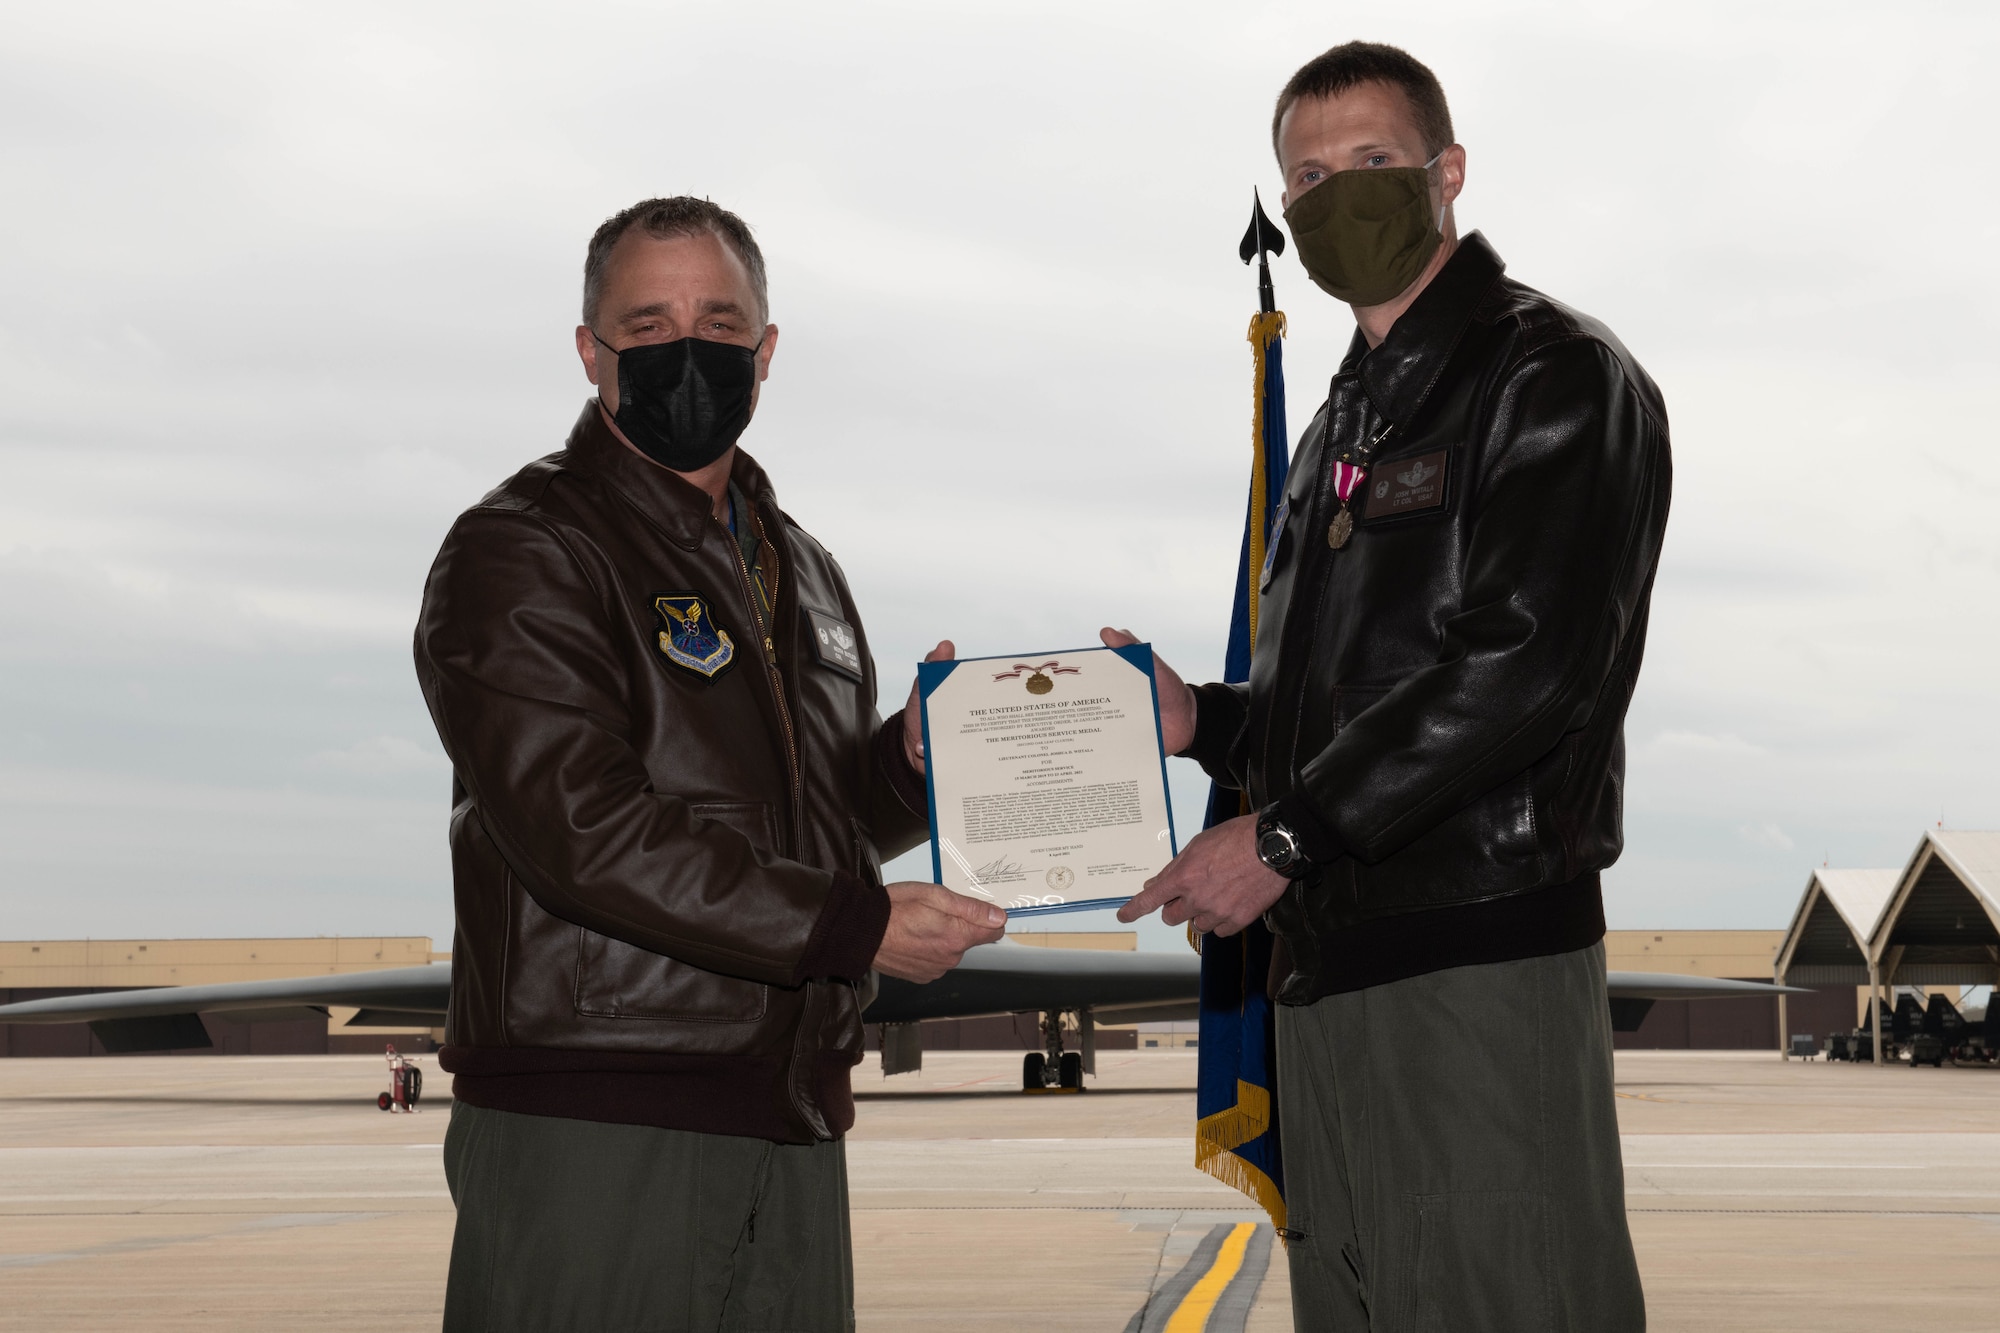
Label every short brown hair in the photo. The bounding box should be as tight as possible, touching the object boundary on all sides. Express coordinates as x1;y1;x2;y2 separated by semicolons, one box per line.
1271;42;1454;160
582;196;769;326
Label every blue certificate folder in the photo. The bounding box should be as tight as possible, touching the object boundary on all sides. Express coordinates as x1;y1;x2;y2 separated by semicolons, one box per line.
916;643;1179;920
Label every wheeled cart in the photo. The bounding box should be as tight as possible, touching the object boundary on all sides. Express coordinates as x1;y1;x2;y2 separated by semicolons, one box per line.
376;1043;425;1112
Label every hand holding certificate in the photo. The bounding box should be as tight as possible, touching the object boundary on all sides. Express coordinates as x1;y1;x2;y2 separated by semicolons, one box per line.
917;643;1178;918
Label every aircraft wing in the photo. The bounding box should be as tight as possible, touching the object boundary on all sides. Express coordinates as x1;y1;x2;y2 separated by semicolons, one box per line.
1604;970;1808;1032
0;954;1805;1049
864;940;1199;1026
0;944;1199;1050
0;965;454;1024
866;960;1811;1032
1606;972;1807;1000
0;964;453;1052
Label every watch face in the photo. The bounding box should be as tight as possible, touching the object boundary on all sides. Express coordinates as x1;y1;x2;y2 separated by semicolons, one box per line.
1258;830;1293;869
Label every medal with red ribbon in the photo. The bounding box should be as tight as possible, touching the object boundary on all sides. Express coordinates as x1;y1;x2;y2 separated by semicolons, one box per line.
991;659;1081;696
1327;457;1367;549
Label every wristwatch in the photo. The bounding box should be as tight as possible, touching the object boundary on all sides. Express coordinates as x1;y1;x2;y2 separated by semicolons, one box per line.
1255;810;1312;879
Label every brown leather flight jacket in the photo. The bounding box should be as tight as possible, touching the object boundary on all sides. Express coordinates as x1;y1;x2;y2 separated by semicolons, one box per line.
414;403;928;1143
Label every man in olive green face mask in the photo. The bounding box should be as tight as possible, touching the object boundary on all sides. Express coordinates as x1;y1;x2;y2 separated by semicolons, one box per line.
1115;39;1668;1332
1275;56;1465;336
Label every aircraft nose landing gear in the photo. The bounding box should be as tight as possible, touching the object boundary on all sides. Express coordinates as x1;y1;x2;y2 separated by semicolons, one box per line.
1021;1010;1089;1093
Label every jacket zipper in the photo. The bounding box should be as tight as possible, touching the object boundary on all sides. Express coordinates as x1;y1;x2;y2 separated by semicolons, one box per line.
1258;406;1341;784
723;503;804;856
1263;407;1395;797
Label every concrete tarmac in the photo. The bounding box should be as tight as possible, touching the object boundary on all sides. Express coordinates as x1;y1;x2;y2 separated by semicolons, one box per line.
0;1049;1995;1330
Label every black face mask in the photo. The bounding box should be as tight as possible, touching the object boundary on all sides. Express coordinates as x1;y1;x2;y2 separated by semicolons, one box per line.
594;332;760;472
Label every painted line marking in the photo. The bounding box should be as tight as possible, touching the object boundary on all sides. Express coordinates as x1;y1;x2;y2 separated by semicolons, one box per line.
1165;1221;1254;1332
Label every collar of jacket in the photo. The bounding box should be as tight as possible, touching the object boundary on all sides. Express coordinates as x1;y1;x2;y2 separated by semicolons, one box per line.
561;400;782;551
1338;231;1508;428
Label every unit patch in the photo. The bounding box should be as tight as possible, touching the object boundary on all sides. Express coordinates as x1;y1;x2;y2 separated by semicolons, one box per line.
805;608;864;680
653;593;736;679
1361;449;1450;521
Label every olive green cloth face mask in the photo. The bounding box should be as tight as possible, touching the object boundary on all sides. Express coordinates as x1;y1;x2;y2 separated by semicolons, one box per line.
1283;152;1445;307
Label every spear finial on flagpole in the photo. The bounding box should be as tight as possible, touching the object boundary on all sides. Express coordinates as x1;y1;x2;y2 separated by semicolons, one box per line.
1239;188;1285;314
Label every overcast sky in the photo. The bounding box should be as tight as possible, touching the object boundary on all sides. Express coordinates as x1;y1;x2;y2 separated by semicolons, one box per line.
2;1;1995;950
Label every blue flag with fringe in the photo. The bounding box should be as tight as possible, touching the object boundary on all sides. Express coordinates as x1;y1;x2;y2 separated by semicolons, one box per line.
1193;310;1289;1227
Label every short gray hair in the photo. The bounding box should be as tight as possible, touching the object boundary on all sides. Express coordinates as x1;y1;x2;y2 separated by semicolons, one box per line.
582;196;769;327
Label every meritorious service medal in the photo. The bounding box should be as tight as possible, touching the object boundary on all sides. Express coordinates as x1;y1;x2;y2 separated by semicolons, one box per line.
990;660;1081;694
1327;458;1368;549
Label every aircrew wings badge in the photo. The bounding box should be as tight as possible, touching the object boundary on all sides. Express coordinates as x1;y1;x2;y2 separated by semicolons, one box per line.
653;593;736;680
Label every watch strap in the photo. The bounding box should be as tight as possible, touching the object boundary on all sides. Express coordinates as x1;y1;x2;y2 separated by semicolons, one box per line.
1269;793;1345;865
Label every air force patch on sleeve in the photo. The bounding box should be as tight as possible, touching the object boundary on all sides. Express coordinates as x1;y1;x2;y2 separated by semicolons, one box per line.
653;593;736;679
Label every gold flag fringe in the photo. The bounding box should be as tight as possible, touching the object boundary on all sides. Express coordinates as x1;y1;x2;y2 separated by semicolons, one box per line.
1197;1077;1271;1151
1196;1147;1288;1236
1244;310;1287;650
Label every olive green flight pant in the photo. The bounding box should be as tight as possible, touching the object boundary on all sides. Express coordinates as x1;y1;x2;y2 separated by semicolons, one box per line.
1276;942;1645;1332
442;1102;853;1333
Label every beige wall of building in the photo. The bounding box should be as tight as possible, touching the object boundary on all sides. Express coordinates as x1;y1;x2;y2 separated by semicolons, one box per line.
1603;930;1783;978
0;937;441;989
1133;1021;1198;1049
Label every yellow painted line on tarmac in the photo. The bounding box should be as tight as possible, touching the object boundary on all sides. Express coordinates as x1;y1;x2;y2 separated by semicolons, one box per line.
1163;1221;1254;1333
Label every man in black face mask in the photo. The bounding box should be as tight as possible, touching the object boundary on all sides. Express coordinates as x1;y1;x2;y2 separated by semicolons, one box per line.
414;196;1005;1331
1109;43;1667;1329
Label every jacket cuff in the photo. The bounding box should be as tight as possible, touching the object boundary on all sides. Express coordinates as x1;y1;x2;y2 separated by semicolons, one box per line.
794;871;891;985
874;709;929;817
1184;681;1248;784
1271;791;1346;866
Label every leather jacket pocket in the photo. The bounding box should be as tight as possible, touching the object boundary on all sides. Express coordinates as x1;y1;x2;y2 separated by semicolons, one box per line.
1289;685;1390;804
1333;684;1391;730
1350;770;1546;913
570;800;776;1023
849;817;883;1029
850;817;883;885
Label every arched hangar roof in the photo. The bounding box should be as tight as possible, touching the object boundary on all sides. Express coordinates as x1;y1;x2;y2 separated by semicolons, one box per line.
1873;830;2000;986
1774;868;1899;984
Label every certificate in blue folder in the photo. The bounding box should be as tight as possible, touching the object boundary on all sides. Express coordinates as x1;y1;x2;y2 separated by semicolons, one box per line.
917;643;1179;919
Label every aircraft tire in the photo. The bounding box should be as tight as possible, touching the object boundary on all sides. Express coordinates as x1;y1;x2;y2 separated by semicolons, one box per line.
1059;1052;1083;1088
1023;1053;1046;1090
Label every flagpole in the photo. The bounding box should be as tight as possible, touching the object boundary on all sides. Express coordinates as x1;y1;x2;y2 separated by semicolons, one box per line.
1189;191;1293;1231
